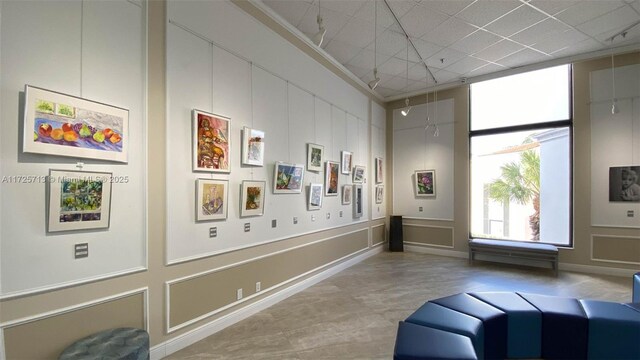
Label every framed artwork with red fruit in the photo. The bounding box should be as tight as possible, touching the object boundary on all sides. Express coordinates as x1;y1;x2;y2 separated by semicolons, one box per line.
23;85;129;163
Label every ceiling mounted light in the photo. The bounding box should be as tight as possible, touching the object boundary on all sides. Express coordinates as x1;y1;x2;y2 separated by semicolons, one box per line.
368;0;380;90
611;52;618;115
401;35;411;116
313;0;326;47
401;98;411;116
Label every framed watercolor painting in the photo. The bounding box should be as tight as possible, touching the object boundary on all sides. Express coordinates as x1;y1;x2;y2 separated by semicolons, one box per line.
342;185;352;205
193;109;230;172
307;143;324;172
353;185;363;218
241;127;265;166
196;179;228;221
273;162;305;194
341;151;353;175
47;169;112;232
24;85;129;163
353;165;365;183
375;157;383;183
240;180;266;217
325;161;339;196
415;170;436;197
308;183;323;210
376;185;384;204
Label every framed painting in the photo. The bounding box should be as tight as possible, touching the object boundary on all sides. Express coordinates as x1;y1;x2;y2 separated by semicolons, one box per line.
342;184;352;205
308;183;323;210
47;169;112;232
307;143;324;172
609;166;640;202
240;180;266;217
353;185;363;218
273;162;305;194
193;109;230;172
196;179;228;221
375;157;383;184
325;161;339;196
353;165;365;183
341;151;353;175
24;85;129;163
376;185;384;204
241;127;265;166
415;170;436;197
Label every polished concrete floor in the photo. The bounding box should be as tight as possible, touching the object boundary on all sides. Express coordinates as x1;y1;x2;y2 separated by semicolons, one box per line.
166;251;633;359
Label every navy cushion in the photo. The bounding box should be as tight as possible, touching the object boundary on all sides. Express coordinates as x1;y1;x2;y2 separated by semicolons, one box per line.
625;302;640;312
633;272;640;303
58;328;149;360
470;292;542;359
431;293;507;360
518;292;588;360
394;321;478;360
580;300;640;360
406;302;484;359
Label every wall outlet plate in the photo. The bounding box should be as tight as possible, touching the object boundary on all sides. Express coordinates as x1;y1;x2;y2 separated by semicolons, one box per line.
627;210;635;217
74;243;88;259
244;223;250;232
236;288;243;300
256;282;261;292
419;206;423;212
293;217;298;224
326;212;330;219
311;215;316;222
272;219;277;228
209;227;217;238
339;210;343;217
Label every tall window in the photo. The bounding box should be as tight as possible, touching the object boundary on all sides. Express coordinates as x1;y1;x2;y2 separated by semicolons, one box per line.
470;65;572;246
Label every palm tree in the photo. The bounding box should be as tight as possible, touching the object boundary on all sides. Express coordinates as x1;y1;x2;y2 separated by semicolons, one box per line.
488;150;540;240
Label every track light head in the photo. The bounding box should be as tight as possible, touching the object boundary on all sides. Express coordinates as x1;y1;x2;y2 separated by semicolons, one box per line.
401;98;411;116
433;125;439;137
368;68;380;90
611;99;619;114
313;15;326;47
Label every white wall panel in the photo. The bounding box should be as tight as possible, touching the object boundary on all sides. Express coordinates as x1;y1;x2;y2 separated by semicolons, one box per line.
371;102;386;220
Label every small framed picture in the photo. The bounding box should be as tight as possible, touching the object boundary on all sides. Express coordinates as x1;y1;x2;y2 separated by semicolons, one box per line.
308;183;324;210
240;180;266;217
415;170;436;197
376;185;384;204
353;185;363;218
193;109;230;173
241;127;265;166
353;165;365;183
196;178;228;221
325;161;340;196
375;157;383;184
342;185;352;205
341;151;353;175
307;143;324;172
47;169;113;232
273;162;305;194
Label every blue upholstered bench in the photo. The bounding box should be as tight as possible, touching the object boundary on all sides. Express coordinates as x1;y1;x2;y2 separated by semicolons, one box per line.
469;239;559;275
58;327;149;360
395;281;640;360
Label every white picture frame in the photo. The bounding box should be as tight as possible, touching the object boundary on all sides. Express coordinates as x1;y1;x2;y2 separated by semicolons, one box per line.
240;180;266;217
196;178;228;221
193;109;231;173
341;151;353;175
342;185;352;205
308;183;323;210
241;126;265;166
307;143;324;172
353;165;365;183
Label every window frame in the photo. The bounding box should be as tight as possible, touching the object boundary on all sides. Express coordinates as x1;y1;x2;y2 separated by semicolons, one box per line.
468;65;574;248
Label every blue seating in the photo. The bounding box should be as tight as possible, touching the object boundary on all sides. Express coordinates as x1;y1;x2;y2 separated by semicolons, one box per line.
394;321;478;360
405;302;485;359
470;292;541;359
633;272;640;303
580;300;640;359
431;293;507;360
58;328;149;360
518;292;588;360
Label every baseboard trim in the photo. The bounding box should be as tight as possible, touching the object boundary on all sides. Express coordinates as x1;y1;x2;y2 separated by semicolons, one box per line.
404;244;467;259
150;246;383;360
559;262;638;277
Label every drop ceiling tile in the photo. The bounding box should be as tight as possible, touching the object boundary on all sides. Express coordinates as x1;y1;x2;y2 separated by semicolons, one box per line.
509;18;571;46
324;39;364;64
408;62;429;82
426;47;468;69
366;28;408;56
379;56;414;77
554;1;627;26
297;6;351;42
548;38;601;58
381;75;411;90
420;0;474;16
376;86;402;98
347;48;391;70
594;21;640;43
352;0;396;28
412;38;444;60
526;0;580;16
433;68;463;83
454;0;522;28
633;0;640;12
497;48;548;68
450;29;503;54
444;56;490;75
576;4;640;37
345;64;371;79
530;28;589;54
420;17;477;47
400;2;450;38
321;0;368;17
264;0;313;27
332;16;376;48
405;79;428;92
386;0;421;19
467;62;506;76
474;39;524;62
484;4;549;38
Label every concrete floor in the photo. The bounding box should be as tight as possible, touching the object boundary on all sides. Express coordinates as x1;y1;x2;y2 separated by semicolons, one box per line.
166;251;633;359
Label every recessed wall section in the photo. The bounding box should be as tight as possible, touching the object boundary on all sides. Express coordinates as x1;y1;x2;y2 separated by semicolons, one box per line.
403;224;454;248
168;228;368;330
592;235;640;265
372;223;386;246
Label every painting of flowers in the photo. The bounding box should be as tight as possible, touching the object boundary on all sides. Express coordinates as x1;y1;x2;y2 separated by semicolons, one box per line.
241;180;266;217
415;170;435;197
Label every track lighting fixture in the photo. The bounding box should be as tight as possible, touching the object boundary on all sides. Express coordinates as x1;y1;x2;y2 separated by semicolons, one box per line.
313;0;326;47
611;52;618;115
368;68;380;90
368;0;380;91
401;98;411;116
401;35;411;116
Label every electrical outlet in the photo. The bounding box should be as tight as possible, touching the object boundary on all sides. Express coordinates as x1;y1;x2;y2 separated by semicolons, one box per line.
236;288;243;300
326;212;330;219
272;219;277;228
293;217;298;224
209;227;217;238
628;210;635;217
339;210;343;217
311;215;316;221
244;223;250;232
419;206;423;212
256;282;261;292
74;243;88;259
